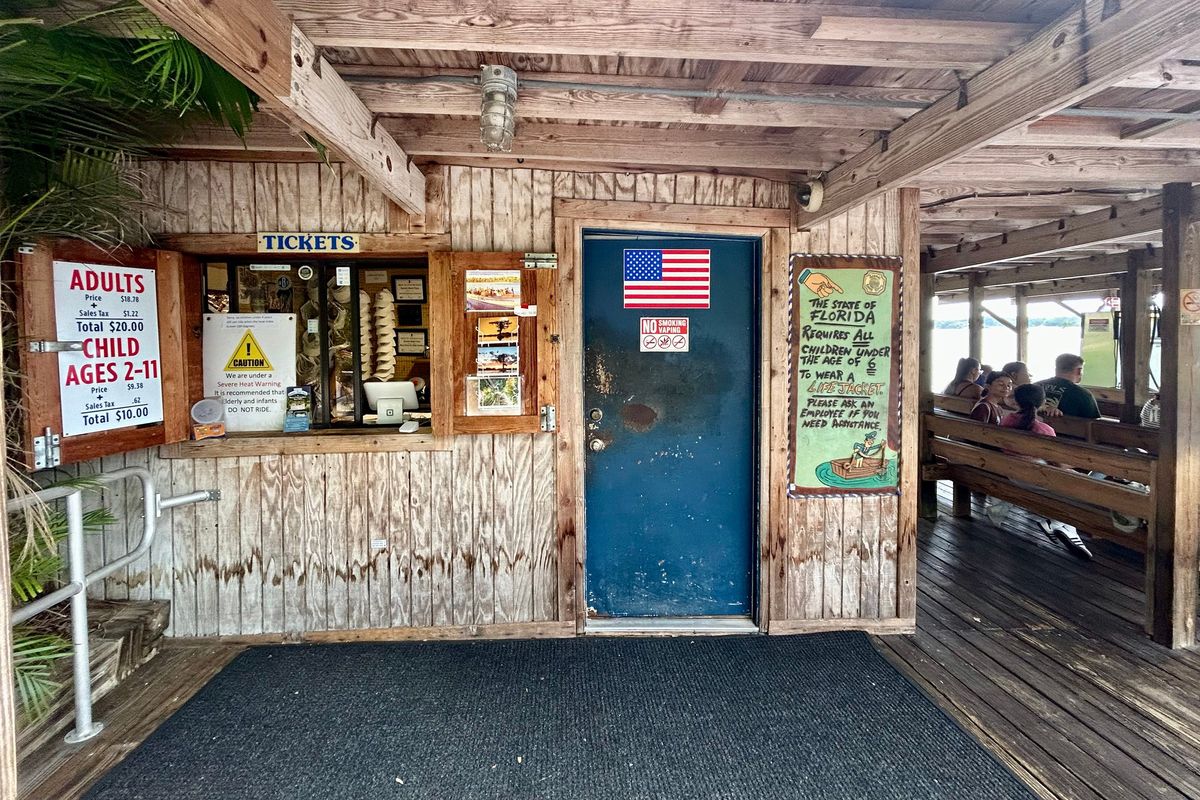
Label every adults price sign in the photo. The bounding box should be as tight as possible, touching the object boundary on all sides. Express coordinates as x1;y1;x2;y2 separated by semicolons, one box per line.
53;261;163;437
639;316;690;352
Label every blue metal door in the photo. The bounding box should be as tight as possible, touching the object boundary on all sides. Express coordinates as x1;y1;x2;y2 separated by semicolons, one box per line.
583;232;758;618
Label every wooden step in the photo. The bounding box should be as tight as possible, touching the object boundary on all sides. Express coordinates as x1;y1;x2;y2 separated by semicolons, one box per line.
16;600;170;762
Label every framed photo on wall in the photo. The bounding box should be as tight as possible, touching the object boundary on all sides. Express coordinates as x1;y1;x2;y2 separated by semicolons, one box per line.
392;276;427;303
395;328;428;355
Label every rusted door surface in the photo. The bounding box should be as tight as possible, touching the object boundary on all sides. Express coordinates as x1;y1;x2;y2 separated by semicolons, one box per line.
582;232;758;617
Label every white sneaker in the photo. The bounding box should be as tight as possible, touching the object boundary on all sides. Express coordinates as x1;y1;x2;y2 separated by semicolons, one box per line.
985;500;1011;527
1051;523;1093;560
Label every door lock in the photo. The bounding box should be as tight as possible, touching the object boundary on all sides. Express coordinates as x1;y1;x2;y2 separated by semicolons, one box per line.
589;438;607;452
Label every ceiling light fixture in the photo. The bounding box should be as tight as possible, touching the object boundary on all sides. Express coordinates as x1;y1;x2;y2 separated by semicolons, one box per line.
480;65;518;153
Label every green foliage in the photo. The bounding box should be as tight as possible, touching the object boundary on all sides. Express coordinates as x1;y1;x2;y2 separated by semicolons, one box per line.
0;0;258;251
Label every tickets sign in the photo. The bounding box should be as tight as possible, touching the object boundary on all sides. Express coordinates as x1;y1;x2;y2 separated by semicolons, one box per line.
53;261;163;437
257;232;360;253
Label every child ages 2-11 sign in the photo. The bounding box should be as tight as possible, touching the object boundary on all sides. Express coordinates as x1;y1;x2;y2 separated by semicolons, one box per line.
53;261;163;437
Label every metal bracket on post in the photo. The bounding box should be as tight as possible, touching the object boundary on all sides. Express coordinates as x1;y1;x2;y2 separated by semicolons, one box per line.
523;252;558;269
157;489;221;517
540;405;557;432
32;427;61;470
27;340;84;353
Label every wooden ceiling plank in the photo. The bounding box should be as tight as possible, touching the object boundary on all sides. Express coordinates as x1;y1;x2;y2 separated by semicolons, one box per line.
349;78;911;129
797;0;1200;228
924;192;1170;272
810;16;1037;47
1115;59;1200;90
1120;96;1200;140
137;0;425;215
921;146;1200;185
276;0;1020;70
996;116;1200;149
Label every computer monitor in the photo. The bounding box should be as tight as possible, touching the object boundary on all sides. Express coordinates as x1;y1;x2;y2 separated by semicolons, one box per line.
363;380;419;412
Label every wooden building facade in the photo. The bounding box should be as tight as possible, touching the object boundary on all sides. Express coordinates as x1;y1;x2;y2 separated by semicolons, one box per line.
57;161;918;640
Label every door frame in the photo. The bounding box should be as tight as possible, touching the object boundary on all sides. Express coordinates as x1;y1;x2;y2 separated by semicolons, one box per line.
552;199;792;634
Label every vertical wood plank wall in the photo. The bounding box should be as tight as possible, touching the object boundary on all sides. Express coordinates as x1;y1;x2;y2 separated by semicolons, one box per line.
782;189;920;629
81;162;792;637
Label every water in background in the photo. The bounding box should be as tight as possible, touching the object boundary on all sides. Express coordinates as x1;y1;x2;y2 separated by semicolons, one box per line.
931;324;1161;394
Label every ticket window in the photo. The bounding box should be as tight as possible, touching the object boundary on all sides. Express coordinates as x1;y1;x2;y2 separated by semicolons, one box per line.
204;259;431;428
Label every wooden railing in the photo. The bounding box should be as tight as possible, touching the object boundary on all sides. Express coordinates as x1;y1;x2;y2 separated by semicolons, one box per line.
924;399;1159;552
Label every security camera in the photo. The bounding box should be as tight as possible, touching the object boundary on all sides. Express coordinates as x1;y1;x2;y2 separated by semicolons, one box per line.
796;180;824;213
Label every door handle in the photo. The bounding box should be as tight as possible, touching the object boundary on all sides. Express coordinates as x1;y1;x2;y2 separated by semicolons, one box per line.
589;438;607;452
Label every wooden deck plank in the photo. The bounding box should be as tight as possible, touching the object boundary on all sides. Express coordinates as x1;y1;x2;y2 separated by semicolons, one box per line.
872;483;1200;800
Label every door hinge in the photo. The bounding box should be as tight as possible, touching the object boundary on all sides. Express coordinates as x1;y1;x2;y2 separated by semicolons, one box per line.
33;428;61;470
540;404;557;432
28;340;84;353
523;252;558;269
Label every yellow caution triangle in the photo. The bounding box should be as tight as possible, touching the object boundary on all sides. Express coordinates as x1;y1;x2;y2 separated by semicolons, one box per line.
224;330;274;372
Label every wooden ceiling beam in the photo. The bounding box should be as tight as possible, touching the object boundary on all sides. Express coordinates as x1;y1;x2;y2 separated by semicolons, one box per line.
348;77;913;130
276;0;1031;70
809;15;1037;47
938;272;1160;303
137;0;425;215
1115;59;1200;90
796;0;1200;228
694;62;753;116
934;250;1161;291
921;146;1200;186
1120;96;1200;140
170;116;841;174
333;64;950;106
920;205;1110;222
995;116;1200;149
924;192;1171;272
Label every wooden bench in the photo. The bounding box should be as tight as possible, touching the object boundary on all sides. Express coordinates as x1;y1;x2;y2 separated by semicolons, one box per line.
932;394;1159;454
923;409;1157;552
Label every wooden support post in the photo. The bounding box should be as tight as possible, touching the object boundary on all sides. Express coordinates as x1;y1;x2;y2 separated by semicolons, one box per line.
918;265;939;520
952;483;973;518
1120;250;1154;424
1149;182;1200;649
1015;286;1029;364
968;272;984;362
0;322;15;800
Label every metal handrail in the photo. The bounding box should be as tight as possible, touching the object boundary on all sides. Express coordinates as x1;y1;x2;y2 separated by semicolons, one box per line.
8;466;217;743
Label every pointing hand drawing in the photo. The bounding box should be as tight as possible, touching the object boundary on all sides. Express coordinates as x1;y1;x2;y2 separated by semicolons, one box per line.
799;270;844;298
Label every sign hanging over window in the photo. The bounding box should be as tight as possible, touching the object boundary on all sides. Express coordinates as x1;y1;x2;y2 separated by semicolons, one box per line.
203;314;297;432
53;261;164;437
788;254;903;497
257;232;360;254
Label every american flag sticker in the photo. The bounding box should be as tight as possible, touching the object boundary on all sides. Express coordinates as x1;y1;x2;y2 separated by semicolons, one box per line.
622;249;711;309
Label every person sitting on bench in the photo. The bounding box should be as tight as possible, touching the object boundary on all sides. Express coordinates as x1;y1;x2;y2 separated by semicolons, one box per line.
1000;361;1031;411
944;357;983;401
970;371;1014;425
996;384;1093;560
1036;353;1101;419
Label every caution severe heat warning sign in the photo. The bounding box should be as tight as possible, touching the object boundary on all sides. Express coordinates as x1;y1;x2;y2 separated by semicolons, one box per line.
224;330;274;371
203;314;296;432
